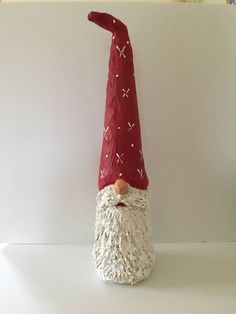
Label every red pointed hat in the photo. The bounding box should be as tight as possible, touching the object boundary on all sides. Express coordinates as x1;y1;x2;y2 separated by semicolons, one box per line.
88;11;149;190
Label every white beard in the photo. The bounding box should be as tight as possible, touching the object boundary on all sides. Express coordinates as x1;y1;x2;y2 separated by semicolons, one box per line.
92;184;155;285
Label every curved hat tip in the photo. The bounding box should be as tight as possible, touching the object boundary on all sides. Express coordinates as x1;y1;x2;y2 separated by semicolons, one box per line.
87;11;95;22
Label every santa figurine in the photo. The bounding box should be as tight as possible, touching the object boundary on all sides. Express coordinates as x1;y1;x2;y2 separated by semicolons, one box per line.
88;11;155;285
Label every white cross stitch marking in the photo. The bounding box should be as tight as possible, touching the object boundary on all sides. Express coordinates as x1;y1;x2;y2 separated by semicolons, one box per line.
116;74;119;78
128;122;135;132
116;152;124;164
116;45;126;59
113;19;116;24
105;154;108;158
127;41;129;45
122;88;130;98
117;126;121;130
131;143;134;147
103;126;109;140
100;169;104;179
119;173;122;177
139;149;143;160
137;168;144;179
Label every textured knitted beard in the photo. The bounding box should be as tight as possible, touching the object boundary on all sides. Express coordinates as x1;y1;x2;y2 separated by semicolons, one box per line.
92;184;155;285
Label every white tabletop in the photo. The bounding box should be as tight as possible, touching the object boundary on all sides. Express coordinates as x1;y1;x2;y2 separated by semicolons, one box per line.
0;242;235;314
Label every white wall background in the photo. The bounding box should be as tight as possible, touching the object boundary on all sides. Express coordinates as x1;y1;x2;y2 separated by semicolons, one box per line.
0;2;235;243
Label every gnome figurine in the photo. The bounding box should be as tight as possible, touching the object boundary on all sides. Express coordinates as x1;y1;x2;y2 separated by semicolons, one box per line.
88;11;155;285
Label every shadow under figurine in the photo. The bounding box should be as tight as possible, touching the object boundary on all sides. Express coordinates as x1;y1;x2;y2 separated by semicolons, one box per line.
88;11;155;285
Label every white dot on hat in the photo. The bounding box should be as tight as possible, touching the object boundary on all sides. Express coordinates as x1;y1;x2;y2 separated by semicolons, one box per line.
116;74;119;78
119;173;122;176
117;126;121;129
112;36;115;39
113;19;116;23
127;41;129;44
131;144;134;147
105;154;108;158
